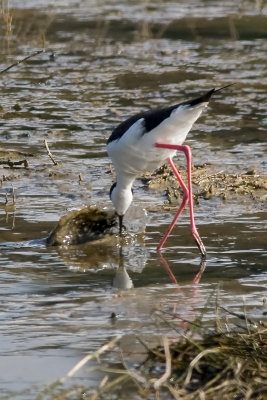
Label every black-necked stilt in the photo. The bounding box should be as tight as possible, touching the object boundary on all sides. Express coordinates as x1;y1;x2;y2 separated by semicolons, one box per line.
107;86;231;258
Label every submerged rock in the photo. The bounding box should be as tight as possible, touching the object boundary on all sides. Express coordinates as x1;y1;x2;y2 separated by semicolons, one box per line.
46;205;117;246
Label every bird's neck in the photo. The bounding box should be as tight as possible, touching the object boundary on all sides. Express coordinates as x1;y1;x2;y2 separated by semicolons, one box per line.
115;173;135;192
112;174;135;217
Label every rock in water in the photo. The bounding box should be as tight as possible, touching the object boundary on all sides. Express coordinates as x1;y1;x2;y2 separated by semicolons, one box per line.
46;205;117;246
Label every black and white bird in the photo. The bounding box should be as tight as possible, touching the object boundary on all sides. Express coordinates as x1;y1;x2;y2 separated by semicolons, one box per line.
107;86;231;258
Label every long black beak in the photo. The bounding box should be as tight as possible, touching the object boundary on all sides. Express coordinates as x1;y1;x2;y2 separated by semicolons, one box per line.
214;83;236;94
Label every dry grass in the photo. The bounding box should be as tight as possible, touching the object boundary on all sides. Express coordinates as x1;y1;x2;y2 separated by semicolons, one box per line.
1;0;12;35
143;319;267;399
17;304;265;400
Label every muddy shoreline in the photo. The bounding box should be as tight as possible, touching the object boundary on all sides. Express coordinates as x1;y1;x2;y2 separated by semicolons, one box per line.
1;147;266;208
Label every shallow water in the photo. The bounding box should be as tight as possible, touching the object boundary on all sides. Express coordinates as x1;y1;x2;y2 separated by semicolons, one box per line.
0;0;267;397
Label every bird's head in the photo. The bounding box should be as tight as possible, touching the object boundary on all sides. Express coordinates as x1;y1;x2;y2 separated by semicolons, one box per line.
109;182;133;233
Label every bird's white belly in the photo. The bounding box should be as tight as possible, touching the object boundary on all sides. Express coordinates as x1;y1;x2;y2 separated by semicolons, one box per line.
107;102;205;177
108;131;177;176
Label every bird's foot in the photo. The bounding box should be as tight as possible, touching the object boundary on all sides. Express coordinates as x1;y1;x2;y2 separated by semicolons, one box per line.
192;228;206;259
118;214;127;234
119;224;127;234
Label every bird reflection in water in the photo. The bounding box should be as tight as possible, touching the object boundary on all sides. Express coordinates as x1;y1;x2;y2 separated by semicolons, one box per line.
112;239;206;290
112;247;134;290
46;204;205;288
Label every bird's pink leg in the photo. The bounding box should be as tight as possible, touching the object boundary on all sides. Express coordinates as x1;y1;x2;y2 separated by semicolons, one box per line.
156;156;189;250
155;143;206;258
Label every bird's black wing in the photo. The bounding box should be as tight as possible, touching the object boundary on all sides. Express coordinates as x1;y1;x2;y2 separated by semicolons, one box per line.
107;89;215;144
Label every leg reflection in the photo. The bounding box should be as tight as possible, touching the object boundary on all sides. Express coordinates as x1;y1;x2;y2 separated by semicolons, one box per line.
157;251;206;285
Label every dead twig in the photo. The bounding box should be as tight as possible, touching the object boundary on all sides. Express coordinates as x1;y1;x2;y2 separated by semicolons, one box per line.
78;173;83;184
44;139;58;166
0;49;45;74
220;306;256;327
12;185;15;204
60;335;122;383
153;336;172;390
184;348;221;386
3;187;16;206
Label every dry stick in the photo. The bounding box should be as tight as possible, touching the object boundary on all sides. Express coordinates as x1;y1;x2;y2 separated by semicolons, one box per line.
78;173;83;183
119;348;147;387
11;211;16;230
89;374;130;400
12;185;15;204
60;335;122;383
165;383;183;400
0;49;45;74
184;348;221;386
154;336;172;390
220;306;255;327
242;296;251;334
44;139;58;166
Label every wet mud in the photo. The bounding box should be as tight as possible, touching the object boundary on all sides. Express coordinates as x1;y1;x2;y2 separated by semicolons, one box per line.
1;146;266;204
147;163;267;204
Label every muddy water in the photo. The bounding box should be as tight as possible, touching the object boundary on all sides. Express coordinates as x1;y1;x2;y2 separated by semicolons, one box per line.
0;0;266;397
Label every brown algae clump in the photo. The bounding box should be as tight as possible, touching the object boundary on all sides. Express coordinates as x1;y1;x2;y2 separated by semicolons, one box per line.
46;205;117;246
